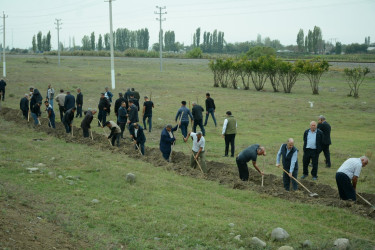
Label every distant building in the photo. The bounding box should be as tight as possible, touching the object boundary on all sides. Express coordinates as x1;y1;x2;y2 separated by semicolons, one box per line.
367;47;375;52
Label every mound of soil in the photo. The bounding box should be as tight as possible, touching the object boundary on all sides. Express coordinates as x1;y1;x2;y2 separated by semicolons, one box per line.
1;107;374;219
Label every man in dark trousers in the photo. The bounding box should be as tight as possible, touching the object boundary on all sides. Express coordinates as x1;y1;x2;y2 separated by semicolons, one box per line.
64;91;75;111
114;93;125;118
81;109;97;138
98;93;110;126
0;78;7;101
31;101;42;126
276;138;299;191
236;144;266;181
142;96;154;132
105;121;122;147
191;102;205;136
222;111;237;157
62;107;76;133
130;94;139;111
175;101;193;138
132;88;140;101
44;100;56;128
204;93;217;127
55;89;66;121
127;99;139;128
75;88;83;118
124;88;132;108
20;94;29;119
301;121;323;180
129;123;146;155
318;115;332;168
336;156;368;201
117;102;127;139
159;124;178;161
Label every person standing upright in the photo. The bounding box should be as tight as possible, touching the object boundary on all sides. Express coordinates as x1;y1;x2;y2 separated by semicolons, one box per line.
104;87;113;103
117;102;128;138
318;115;332;168
55;89;66;121
30;89;43;111
276;138;299;191
114;93;125;118
46;84;55;108
222;111;237;157
160;124;178;161
98;93;110;126
0;78;6;101
184;131;207;173
20;94;29;119
204;93;217;127
191;102;205;136
31;101;42;126
76;88;83;118
301;121;323;180
64;91;75;112
44;100;56;128
175;101;193;138
142;96;154;132
132;88;140;101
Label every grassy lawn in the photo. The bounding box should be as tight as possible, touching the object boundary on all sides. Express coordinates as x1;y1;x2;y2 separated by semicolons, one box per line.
0;55;375;248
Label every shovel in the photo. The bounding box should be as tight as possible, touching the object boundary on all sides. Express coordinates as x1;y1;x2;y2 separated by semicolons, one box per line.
277;165;318;197
357;193;375;214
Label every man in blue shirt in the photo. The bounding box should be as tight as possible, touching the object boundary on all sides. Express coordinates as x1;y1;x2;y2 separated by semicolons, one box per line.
301;121;323;180
276;138;298;191
175;101;193;138
44;100;56;129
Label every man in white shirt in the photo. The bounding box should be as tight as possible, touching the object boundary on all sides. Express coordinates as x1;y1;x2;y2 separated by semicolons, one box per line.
184;131;206;173
336;156;369;201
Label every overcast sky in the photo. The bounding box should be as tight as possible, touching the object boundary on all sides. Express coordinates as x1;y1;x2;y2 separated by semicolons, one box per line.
1;0;374;50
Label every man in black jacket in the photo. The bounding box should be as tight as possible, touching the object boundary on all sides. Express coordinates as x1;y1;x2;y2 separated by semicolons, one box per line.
0;78;7;101
131;88;140;101
64;91;76;111
31;101;42;126
76;88;83;118
127;99;139;127
124;88;132;108
30;89;43;111
129;123;146;155
204;93;217;127
191;102;205;136
318;115;332;168
301;121;324;180
62;107;76;133
98;93;110;126
20;94;29;119
81;109;97;138
114;93;125;118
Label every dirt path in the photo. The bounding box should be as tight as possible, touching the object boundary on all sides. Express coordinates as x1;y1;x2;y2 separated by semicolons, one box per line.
0;182;91;249
1;107;374;220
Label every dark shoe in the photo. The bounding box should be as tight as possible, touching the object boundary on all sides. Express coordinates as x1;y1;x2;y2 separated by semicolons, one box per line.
300;175;307;179
230;155;234;157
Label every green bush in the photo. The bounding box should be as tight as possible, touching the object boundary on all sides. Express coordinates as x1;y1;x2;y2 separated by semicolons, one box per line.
187;48;203;59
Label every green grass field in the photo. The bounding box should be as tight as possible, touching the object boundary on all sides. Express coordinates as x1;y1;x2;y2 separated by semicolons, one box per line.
1;55;375;249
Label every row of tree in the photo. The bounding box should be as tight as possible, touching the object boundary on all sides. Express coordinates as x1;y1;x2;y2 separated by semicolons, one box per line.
209;47;330;95
80;28;150;51
31;31;52;53
192;28;225;53
296;26;324;54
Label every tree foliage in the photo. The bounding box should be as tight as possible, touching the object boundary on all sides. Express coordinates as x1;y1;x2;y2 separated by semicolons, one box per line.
90;32;95;51
32;35;37;53
97;34;103;51
37;32;42;52
81;35;91;51
296;29;304;53
344;67;370;98
301;59;329;95
246;46;276;59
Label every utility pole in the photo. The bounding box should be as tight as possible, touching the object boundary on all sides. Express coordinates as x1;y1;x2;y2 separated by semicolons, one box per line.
155;6;166;72
2;12;8;77
55;19;62;66
105;0;115;90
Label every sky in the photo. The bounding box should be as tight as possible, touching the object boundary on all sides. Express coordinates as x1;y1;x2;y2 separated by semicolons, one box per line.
1;0;374;50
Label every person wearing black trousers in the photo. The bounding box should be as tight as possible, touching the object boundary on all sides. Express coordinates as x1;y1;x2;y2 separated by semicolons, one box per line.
191;102;205;136
0;78;6;101
98;93;110;126
76;88;83;118
129;123;146;155
301;121;323;180
221;111;237;157
318;115;332;168
20;94;29;119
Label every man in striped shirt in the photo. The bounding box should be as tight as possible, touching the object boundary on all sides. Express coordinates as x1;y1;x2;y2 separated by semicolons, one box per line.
336;156;369;201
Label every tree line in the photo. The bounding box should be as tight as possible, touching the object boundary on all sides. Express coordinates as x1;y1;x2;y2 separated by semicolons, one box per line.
31;31;52;52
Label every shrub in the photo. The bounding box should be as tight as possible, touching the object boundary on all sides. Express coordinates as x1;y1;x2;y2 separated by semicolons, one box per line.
187;48;203;59
301;59;329;95
344;67;370;98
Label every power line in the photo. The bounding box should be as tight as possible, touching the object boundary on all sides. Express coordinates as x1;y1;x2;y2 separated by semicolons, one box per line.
155;6;166;72
55;19;62;66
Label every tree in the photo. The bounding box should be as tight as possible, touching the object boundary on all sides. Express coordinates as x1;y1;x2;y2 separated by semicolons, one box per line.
81;35;91;51
345;43;368;54
302;59;329;95
246;46;276;59
195;27;201;47
45;31;51;51
32;35;37;53
304;36;308;52
296;29;304;53
164;30;176;51
90;32;95;51
249;56;269;91
41;35;47;51
98;34;103;51
263;56;282;92
256;34;262;45
104;33;110;50
335;42;342;54
72;37;76;51
187;47;202;58
312;26;323;54
344;67;370;98
279;61;303;93
307;30;313;53
37;31;42;52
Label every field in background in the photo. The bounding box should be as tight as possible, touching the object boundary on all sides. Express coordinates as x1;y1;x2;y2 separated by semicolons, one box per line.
0;55;375;248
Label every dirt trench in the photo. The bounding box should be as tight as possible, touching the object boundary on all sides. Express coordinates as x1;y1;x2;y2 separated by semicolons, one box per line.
1;107;374;220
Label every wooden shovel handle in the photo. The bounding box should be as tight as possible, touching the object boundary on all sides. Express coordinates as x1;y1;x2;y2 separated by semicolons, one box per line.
277;165;313;194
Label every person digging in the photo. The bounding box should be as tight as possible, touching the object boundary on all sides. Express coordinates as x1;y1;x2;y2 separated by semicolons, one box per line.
236;144;266;181
104;121;121;147
184;131;207;173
